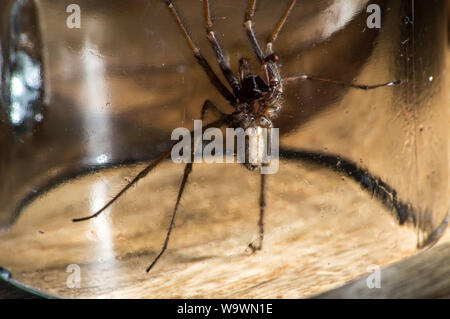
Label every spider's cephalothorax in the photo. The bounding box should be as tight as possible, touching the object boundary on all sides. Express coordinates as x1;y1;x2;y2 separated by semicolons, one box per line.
232;54;283;131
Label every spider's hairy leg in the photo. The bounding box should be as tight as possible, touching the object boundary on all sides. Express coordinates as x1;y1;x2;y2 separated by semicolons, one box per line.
266;0;296;54
147;100;228;272
244;0;265;62
72;116;227;223
203;0;240;94
283;74;406;90
244;0;296;67
72;148;173;222
163;0;237;104
146;161;193;272
248;170;267;253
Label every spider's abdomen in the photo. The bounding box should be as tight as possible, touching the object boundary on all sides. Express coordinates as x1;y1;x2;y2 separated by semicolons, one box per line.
245;126;270;171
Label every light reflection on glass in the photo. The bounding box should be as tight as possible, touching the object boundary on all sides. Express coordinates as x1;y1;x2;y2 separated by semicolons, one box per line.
81;32;112;166
89;180;117;275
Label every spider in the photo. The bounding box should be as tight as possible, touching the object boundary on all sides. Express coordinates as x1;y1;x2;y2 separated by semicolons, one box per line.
73;0;435;273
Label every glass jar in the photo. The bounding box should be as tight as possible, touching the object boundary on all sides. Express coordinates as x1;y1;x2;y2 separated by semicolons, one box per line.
0;0;448;298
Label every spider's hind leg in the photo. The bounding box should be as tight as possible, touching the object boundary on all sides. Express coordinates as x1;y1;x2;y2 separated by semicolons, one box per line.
146;161;193;272
248;171;267;253
72;148;173;222
147;100;228;272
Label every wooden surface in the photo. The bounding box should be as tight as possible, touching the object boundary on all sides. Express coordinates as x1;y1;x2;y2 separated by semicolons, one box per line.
0;157;448;298
0;161;425;298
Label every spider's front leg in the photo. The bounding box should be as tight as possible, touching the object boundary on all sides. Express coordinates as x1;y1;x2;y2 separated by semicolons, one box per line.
163;0;237;104
203;0;240;95
244;0;296;64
